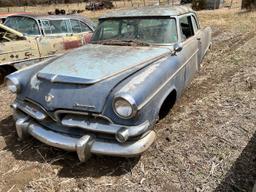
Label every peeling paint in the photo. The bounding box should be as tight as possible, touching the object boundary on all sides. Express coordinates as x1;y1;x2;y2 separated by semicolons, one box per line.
38;44;170;84
119;57;167;93
30;75;41;91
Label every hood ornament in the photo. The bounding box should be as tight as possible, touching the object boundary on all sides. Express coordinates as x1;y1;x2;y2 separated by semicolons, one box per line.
45;94;54;103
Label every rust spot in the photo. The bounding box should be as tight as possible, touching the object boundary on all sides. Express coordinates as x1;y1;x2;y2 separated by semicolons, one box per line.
83;33;93;44
25;52;32;57
64;40;81;50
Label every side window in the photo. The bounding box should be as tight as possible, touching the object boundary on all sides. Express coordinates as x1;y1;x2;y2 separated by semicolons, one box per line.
94;20;119;40
191;16;199;33
80;21;92;32
42;19;69;35
41;20;51;34
179;16;194;41
70;19;82;33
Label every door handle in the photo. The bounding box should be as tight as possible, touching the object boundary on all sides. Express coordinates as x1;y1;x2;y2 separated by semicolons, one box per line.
197;37;201;40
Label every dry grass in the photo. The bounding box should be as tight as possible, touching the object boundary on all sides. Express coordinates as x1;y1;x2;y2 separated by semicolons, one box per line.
0;0;178;15
0;6;256;192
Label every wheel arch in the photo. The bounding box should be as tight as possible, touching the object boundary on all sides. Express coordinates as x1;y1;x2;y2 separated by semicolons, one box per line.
0;64;17;83
157;85;177;120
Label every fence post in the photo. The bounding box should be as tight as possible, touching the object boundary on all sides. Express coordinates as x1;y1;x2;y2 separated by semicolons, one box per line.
230;0;233;8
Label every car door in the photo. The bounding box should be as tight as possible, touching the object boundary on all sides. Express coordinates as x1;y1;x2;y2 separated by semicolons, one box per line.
192;14;212;64
178;14;199;86
36;19;68;57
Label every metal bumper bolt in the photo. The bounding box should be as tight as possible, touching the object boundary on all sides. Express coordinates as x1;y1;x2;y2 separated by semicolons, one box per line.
116;127;129;143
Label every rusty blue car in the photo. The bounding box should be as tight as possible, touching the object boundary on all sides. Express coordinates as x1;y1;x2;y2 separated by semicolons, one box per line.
6;6;211;162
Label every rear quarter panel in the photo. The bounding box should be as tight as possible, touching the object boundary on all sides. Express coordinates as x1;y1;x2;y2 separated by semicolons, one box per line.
199;26;212;62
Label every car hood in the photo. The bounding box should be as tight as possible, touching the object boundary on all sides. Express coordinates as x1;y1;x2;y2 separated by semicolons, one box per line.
24;44;170;113
37;44;170;84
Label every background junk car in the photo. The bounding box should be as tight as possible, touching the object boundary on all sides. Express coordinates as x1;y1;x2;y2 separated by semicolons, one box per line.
6;6;212;162
0;14;95;83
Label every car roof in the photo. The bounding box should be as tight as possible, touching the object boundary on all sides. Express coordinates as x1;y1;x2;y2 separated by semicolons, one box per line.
99;5;195;19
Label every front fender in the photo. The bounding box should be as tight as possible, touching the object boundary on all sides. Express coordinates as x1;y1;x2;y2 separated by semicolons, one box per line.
5;57;58;93
103;54;184;125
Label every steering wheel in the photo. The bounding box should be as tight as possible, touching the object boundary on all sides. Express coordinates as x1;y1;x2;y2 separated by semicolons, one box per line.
2;32;12;42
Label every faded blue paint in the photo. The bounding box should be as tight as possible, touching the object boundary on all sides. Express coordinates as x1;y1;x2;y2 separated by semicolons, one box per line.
38;44;170;83
7;7;212;159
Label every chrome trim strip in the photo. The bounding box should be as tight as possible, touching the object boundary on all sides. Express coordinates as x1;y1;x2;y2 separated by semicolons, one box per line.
23;99;113;123
54;110;113;123
24;98;56;120
13;101;46;121
61;115;150;138
138;49;199;110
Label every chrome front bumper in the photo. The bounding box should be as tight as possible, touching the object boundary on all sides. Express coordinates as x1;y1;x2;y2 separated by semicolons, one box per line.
14;113;156;162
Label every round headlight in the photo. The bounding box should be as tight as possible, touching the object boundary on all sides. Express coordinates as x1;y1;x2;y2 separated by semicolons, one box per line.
6;78;20;93
113;95;137;119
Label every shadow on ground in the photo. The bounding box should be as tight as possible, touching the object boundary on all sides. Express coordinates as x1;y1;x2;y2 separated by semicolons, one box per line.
0;116;140;178
215;131;256;192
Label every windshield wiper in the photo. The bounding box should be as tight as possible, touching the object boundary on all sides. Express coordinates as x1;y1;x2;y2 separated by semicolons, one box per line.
119;39;151;46
91;39;151;46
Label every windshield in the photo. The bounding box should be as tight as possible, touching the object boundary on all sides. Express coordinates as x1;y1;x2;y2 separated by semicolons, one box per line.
91;17;178;45
4;16;40;36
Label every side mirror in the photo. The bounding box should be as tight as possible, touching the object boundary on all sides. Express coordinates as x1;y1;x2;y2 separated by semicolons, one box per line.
173;43;183;53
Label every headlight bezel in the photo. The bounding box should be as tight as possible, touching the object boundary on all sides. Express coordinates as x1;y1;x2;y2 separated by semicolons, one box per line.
6;77;21;94
113;94;138;119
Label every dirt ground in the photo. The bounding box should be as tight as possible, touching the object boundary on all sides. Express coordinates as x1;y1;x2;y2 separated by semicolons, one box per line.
0;8;255;192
